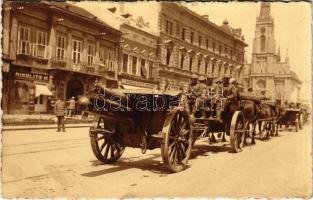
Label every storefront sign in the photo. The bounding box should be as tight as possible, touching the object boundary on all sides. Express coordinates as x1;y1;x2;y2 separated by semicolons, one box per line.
15;72;49;82
121;79;157;89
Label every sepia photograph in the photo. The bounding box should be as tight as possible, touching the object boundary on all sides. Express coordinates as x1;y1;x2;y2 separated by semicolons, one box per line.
1;0;312;198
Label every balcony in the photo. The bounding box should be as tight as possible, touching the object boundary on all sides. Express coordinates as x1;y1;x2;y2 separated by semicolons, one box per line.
50;57;117;76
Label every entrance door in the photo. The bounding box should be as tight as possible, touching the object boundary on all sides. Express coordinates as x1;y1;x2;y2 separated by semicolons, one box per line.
66;79;84;101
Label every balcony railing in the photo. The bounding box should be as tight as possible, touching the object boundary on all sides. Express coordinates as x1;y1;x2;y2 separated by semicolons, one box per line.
51;57;117;75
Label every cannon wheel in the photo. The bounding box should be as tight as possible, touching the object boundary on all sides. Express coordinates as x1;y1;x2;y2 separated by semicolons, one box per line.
90;117;125;163
161;109;192;173
230;111;245;153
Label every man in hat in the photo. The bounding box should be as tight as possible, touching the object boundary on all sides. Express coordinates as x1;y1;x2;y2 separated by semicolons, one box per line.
226;78;239;100
55;97;66;132
68;96;76;117
212;78;223;122
187;74;205;115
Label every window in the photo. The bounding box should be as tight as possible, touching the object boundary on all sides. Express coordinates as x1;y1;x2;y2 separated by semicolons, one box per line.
182;28;185;40
36;31;47;58
107;50;115;70
261;35;266;52
148;61;153;77
132;56;137;75
165;20;173;35
206;39;209;49
212;63;215;74
218;45;222;55
72;39;82;64
35;95;44;105
170;22;173;35
198;59;201;73
140;59;146;77
87;43;95;66
225;47;228;58
99;47;105;64
198;36;202;47
18;25;30;55
212;42;216;52
190;31;194;44
180;54;185;69
122;54;128;73
230;50;233;60
205;61;208;74
166;48;171;65
189;57;193;71
56;35;65;61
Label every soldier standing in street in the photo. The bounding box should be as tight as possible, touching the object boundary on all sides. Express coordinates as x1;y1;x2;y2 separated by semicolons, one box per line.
55;97;66;132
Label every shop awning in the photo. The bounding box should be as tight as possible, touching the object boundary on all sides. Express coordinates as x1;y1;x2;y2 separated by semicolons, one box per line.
121;84;145;90
35;84;52;97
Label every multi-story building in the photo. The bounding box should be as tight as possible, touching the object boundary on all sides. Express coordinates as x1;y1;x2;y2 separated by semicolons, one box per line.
244;3;302;104
2;2;121;114
158;3;247;90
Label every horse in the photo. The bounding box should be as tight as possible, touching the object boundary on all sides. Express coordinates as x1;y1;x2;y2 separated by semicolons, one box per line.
257;102;281;139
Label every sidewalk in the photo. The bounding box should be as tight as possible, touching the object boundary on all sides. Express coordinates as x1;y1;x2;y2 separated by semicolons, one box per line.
2;123;92;131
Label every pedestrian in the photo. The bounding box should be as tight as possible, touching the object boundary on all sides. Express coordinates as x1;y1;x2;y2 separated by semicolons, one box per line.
55;97;66;132
68;96;76;117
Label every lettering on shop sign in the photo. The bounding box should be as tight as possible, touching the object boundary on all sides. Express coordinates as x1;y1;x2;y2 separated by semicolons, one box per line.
14;72;49;82
121;79;156;89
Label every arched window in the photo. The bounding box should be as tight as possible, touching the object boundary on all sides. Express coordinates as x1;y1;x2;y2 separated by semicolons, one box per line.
261;35;266;52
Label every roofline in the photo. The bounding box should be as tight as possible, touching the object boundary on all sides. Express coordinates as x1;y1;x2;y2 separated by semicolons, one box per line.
48;4;121;35
121;23;159;39
172;3;248;46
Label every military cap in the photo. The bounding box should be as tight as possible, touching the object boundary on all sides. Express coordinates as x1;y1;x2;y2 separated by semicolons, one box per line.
199;76;206;81
191;74;198;79
229;78;236;84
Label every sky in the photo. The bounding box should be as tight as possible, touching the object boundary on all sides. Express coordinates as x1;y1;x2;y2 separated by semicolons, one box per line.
76;1;311;101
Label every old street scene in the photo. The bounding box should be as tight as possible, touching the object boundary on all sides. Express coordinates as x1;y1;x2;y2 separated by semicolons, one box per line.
1;1;312;198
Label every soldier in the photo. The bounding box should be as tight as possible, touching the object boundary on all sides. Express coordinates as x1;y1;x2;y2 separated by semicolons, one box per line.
187;74;207;116
198;76;208;96
226;78;239;101
55;97;66;132
212;78;223;122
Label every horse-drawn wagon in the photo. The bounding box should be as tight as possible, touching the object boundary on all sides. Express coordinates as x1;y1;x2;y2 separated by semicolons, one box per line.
278;108;302;132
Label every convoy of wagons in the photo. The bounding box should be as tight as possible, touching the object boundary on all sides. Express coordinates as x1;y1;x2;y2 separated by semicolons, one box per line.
78;78;309;173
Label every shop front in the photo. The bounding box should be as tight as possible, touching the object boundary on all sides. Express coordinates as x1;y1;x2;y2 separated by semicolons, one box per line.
9;69;53;114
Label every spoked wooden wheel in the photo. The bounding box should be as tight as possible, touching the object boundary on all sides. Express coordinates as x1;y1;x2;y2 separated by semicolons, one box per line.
244;122;255;145
90;117;125;163
230;111;245;153
161;109;192;173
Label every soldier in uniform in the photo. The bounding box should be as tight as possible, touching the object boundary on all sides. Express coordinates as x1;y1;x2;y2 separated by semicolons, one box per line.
187;74;207;117
226;78;240;112
212;78;223;122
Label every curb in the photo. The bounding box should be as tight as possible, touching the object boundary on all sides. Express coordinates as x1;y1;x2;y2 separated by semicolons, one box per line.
2;124;92;131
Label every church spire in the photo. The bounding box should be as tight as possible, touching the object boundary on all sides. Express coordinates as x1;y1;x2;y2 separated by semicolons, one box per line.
259;2;271;20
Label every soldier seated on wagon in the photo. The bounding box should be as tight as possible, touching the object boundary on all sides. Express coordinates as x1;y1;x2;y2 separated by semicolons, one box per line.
187;74;207;118
211;78;223;122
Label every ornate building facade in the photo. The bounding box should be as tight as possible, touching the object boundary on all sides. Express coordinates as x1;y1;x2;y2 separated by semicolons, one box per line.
244;3;301;103
158;3;247;91
2;2;121;114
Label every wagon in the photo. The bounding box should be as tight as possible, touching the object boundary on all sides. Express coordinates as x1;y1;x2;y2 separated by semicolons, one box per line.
278;108;302;132
81;86;193;173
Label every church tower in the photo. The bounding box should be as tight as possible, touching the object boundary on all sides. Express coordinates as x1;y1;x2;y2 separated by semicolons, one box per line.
253;2;276;55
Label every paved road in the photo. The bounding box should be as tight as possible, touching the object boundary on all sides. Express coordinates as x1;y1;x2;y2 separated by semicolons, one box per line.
2;125;312;198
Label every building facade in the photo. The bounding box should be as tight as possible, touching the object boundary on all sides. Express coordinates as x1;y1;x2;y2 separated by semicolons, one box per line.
244;3;301;103
158;3;247;91
2;2;121;114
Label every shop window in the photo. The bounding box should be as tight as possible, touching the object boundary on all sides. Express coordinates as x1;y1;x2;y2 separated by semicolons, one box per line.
218;45;222;55
165;20;173;36
72;39;82;64
18;25;31;55
132;56;137;75
56;35;66;61
35;95;44;104
14;81;29;102
122;54;128;73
